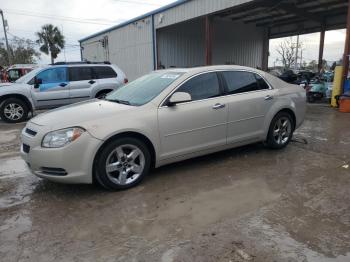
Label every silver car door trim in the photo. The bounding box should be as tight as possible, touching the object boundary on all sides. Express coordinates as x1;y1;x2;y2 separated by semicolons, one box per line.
227;115;265;124
163;122;227;137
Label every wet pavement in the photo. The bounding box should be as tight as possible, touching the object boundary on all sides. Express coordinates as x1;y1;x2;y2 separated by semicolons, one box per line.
0;104;349;262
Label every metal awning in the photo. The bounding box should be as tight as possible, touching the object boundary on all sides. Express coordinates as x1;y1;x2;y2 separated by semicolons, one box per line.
216;0;348;38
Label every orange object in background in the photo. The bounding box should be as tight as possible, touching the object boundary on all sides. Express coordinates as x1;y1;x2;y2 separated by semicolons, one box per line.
339;96;350;113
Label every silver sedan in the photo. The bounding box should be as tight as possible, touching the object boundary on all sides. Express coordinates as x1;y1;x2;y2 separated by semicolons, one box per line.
20;65;306;190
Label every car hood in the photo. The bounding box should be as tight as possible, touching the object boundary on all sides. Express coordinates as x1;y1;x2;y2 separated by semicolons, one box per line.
30;99;135;130
0;82;28;90
0;83;13;87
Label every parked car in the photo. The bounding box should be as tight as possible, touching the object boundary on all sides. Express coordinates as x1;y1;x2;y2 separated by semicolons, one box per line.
0;62;127;123
6;64;38;82
20;65;306;190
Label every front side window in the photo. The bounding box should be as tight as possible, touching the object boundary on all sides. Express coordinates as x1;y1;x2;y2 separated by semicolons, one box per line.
36;67;67;84
176;72;220;101
93;66;117;79
105;71;184;106
69;67;93;81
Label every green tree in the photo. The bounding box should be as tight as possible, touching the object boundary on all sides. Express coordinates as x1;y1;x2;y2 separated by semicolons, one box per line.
36;24;65;64
0;37;40;66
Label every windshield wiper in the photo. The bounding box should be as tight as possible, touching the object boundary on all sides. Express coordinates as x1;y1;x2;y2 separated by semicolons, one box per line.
105;98;131;105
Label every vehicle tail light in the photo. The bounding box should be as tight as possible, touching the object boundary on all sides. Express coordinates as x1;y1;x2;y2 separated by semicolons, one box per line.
124;78;128;84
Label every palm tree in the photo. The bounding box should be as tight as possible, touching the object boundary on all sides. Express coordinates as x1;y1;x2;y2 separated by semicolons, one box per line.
36;24;65;64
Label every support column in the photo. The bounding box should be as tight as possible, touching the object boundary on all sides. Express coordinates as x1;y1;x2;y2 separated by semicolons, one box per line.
262;27;270;71
318;25;325;73
341;0;350;93
205;16;213;66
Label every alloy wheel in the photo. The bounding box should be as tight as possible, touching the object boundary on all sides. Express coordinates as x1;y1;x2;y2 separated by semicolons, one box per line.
4;103;24;121
273;116;292;145
105;144;145;186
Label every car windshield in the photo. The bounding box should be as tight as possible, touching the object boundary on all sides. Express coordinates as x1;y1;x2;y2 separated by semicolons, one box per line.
15;67;42;84
105;71;184;106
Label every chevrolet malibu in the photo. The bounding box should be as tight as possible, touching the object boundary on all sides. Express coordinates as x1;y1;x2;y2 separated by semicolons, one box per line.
20;66;306;190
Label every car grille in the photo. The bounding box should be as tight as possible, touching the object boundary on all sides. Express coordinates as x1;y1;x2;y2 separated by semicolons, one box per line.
40;167;67;176
25;128;37;136
22;144;30;153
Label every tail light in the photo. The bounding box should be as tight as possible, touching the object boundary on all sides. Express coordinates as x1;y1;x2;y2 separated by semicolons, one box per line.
124;78;128;84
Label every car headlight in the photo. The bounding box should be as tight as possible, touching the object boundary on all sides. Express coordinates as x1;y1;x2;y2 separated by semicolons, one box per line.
42;127;85;148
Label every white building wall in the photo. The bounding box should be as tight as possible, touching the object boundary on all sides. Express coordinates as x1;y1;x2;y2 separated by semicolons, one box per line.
82;16;154;81
154;0;253;29
81;35;106;62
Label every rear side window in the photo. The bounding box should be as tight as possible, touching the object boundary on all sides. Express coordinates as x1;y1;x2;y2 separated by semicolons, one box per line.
69;67;93;81
93;66;117;79
176;72;220;101
255;74;270;90
222;71;259;94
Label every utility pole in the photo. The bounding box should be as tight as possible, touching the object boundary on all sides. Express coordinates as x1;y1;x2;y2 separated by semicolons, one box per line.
0;9;11;65
294;34;299;70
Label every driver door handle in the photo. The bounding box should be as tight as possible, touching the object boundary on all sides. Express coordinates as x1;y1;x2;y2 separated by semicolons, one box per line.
59;83;67;87
88;80;96;85
265;95;274;100
212;103;226;110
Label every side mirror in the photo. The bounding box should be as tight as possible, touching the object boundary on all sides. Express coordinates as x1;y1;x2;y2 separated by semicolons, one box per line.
34;78;42;89
168;92;192;106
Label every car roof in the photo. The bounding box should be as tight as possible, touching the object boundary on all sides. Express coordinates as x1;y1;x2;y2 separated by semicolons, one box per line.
158;65;266;76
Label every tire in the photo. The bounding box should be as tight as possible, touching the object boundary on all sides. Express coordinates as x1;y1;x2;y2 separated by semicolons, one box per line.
94;137;151;190
0;98;29;123
266;112;294;149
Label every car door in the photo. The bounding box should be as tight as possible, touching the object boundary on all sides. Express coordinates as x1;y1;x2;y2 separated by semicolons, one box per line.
220;71;277;144
158;72;228;160
31;67;70;109
68;66;98;103
93;66;120;92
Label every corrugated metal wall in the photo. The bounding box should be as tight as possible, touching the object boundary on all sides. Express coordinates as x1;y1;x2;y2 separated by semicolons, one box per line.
157;18;205;68
154;0;253;29
81;16;154;81
212;19;264;67
157;18;264;69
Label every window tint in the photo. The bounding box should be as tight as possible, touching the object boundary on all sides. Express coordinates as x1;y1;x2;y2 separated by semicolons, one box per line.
176;72;220;101
36;67;67;83
222;71;259;94
255;74;270;90
93;66;117;79
69;67;93;81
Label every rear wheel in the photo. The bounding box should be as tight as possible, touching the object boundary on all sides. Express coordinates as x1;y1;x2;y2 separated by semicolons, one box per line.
266;112;294;149
95;137;151;190
0;98;29;123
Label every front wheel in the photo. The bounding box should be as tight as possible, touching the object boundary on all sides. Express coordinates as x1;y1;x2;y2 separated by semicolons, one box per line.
0;98;29;123
94;137;151;190
266;112;294;149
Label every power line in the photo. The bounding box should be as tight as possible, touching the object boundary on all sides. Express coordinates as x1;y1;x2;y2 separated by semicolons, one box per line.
3;10;116;26
1;1;165;26
2;8;120;24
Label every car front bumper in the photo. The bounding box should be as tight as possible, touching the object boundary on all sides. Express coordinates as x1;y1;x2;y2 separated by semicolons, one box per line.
20;123;102;184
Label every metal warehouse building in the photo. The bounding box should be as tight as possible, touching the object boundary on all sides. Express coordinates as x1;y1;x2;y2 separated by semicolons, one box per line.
79;0;350;81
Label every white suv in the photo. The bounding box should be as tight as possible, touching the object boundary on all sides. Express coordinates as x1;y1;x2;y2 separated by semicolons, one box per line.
0;62;127;123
